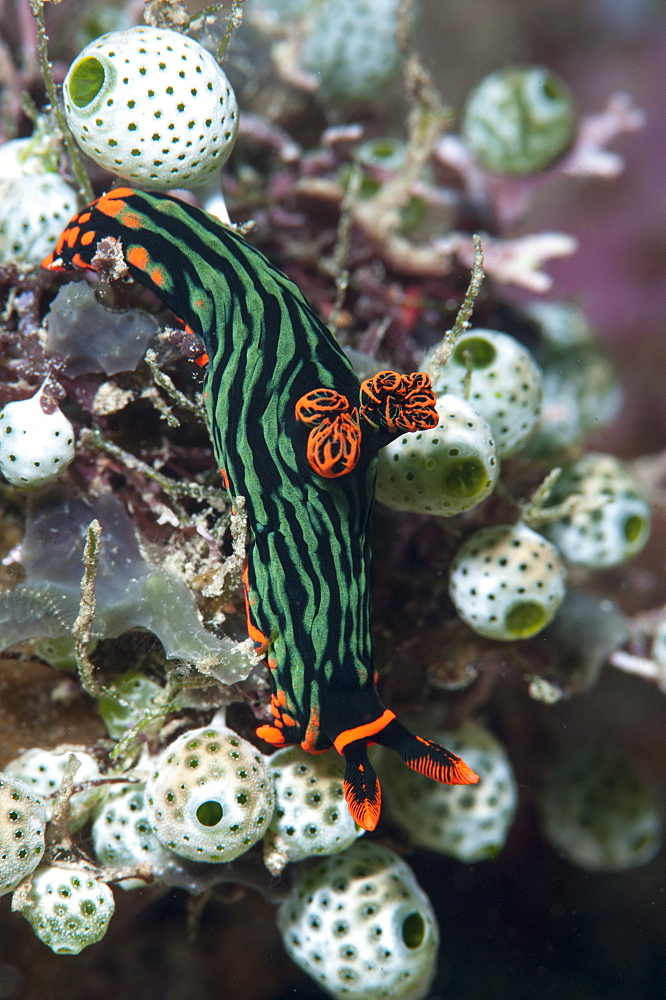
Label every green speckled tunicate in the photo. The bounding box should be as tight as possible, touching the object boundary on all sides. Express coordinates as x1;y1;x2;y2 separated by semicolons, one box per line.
462;66;575;175
375;394;498;515
541;452;651;568
63;26;238;189
278;841;439;1000
0;774;46;896
264;745;363;874
299;0;409;104
145;724;274;863
539;745;662;872
12;866;115;954
381;720;518;862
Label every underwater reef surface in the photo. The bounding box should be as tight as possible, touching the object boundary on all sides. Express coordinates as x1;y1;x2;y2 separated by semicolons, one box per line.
0;1;665;998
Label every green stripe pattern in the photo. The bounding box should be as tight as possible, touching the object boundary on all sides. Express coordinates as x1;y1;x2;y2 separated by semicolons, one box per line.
81;190;380;749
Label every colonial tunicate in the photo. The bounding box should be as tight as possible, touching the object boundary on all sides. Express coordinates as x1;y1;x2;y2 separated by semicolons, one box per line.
376;394;498;515
63;26;238;189
0;774;46;897
426;329;543;457
462;65;575;174
145;723;274;863
0;385;75;490
278;841;439;1000
12;866;115;954
449;522;566;640
264;746;363;875
381;720;518;861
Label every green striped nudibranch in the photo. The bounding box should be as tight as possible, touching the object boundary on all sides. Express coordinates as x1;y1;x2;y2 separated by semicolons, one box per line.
43;187;478;830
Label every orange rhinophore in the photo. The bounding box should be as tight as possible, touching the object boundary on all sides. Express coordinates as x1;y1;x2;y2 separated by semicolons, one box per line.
359;370;439;434
295;387;362;478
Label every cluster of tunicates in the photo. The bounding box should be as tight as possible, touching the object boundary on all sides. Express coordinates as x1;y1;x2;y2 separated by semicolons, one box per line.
0;9;659;1000
375;321;649;644
2;715;441;999
5;691;657;1000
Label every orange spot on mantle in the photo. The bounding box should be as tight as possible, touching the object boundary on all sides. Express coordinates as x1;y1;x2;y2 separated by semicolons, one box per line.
120;212;143;230
96;188;133;217
126;245;150;270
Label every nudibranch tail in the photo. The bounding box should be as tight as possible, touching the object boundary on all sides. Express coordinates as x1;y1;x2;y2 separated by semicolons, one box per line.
341;740;382;832
373;718;481;786
331;711;479;831
338;720;480;832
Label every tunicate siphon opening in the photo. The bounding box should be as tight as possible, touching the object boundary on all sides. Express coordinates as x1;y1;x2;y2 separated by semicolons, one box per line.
624;515;644;543
453;337;496;369
444;457;487;498
401;911;426;949
69;57;106;107
356;137;406;171
196;800;223;827
542;74;565;101
505;601;546;637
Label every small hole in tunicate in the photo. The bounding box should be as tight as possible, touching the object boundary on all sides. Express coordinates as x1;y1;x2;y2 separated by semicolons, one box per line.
402;911;426;948
69;57;105;107
624;515;644;543
505;601;545;637
196;800;223;827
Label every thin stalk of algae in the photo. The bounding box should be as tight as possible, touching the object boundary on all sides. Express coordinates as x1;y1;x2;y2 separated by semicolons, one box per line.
71;519;108;699
81;427;228;508
328;163;362;334
30;0;94;203
188;0;246;62
215;0;245;63
423;233;485;395
144;347;206;423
